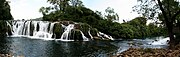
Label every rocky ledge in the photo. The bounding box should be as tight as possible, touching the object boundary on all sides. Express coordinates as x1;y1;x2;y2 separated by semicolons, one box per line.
113;43;180;57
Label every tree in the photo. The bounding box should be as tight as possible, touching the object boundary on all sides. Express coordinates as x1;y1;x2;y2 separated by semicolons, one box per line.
0;0;13;20
133;0;180;48
70;0;84;7
39;0;85;20
104;7;119;22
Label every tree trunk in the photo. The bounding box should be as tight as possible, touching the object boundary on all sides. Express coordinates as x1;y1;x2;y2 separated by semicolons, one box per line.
167;23;175;49
157;0;176;49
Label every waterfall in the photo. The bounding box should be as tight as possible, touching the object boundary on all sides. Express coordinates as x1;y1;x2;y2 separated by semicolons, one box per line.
8;21;54;39
7;20;114;41
98;32;114;40
33;21;52;38
88;28;93;40
80;31;89;41
60;24;75;41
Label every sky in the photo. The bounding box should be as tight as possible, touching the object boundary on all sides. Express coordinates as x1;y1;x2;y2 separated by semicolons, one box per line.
8;0;140;23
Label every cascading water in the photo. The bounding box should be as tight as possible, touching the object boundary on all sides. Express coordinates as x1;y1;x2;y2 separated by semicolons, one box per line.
9;21;54;39
88;28;93;40
33;21;52;38
7;20;114;41
60;24;75;41
98;32;114;40
80;31;89;41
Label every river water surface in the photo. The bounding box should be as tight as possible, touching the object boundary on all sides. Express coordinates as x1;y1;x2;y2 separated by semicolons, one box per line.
0;36;169;57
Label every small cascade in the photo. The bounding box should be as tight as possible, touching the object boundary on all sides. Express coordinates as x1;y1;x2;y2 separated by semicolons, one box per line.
33;21;52;38
88;28;93;40
60;24;75;41
7;20;114;41
80;31;89;41
98;32;114;40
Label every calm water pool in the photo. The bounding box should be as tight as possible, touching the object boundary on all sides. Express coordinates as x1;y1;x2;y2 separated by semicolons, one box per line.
0;37;168;57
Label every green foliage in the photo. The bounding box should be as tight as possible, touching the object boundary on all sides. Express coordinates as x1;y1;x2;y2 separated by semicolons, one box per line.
40;0;167;39
71;29;83;41
54;23;63;38
80;23;92;38
90;28;98;36
0;0;13;20
134;0;180;46
0;21;8;37
104;7;119;21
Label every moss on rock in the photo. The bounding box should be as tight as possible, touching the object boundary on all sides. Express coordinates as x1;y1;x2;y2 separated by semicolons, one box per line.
90;28;98;37
71;29;83;41
54;23;63;39
80;23;92;38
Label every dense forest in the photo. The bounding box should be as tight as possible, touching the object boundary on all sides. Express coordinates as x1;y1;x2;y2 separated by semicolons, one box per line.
0;0;12;37
39;0;167;39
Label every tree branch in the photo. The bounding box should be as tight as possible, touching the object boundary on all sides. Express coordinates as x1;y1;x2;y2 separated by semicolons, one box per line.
157;0;168;21
167;0;171;18
172;9;180;20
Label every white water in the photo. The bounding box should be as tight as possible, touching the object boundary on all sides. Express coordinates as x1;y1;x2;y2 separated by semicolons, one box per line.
8;21;114;41
80;31;89;41
60;24;75;41
88;28;93;40
98;32;114;40
150;37;170;45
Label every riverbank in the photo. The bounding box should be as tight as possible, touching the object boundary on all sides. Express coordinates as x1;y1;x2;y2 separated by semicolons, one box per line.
113;43;180;57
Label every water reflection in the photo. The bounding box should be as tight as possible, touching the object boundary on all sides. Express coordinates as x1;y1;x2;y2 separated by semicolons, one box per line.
0;37;117;57
48;41;117;57
0;37;168;57
0;37;11;54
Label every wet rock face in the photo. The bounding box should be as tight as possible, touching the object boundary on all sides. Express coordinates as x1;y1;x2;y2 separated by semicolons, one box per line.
30;21;34;36
74;24;81;29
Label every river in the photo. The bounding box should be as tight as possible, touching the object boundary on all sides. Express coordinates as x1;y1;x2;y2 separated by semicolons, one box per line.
0;36;169;57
